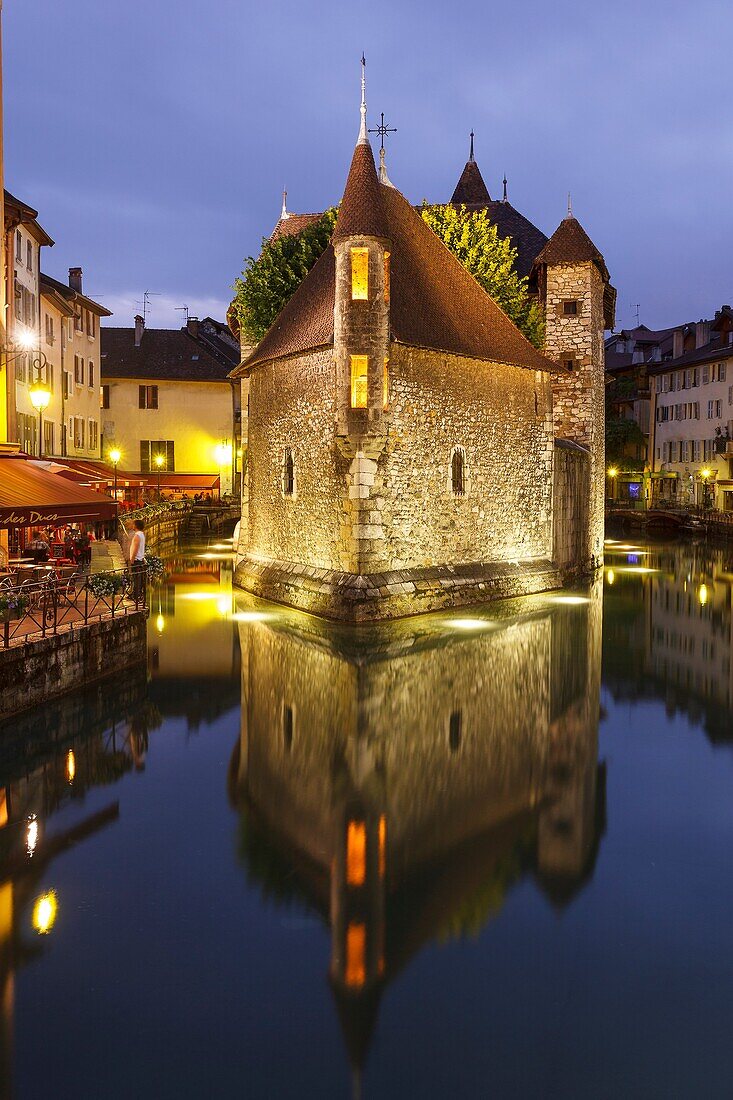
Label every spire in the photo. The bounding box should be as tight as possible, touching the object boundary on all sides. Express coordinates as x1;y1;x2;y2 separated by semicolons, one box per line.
280;189;289;221
566;192;573;220
502;174;508;203
469;130;474;162
358;55;368;145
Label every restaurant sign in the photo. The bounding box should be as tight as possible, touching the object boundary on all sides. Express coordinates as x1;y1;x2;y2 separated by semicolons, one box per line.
0;509;62;526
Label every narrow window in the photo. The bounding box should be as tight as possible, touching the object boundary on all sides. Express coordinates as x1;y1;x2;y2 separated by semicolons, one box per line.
562;300;579;316
383;358;389;409
562;358;575;372
449;710;462;752
378;815;386;878
350;248;369;300
283;704;294;751
350;355;368;408
345;922;366;988
88;361;94;388
346;821;366;886
383;250;391;304
283;447;295;496
101;384;110;409
451;447;466;497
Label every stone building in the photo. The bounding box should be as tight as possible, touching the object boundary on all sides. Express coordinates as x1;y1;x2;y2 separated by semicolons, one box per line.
232;82;613;621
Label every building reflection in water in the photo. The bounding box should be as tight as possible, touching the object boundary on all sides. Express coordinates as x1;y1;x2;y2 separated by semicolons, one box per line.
229;582;605;1086
603;539;733;740
147;548;241;727
0;671;152;1097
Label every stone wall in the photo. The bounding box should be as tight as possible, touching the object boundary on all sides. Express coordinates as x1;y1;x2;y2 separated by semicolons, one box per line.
544;261;606;569
553;439;592;573
0;612;148;721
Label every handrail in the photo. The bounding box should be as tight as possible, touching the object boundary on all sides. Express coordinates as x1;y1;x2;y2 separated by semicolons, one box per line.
0;566;148;649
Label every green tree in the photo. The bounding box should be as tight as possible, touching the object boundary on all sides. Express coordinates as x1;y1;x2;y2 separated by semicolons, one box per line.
420;203;545;348
232;208;338;345
605;413;647;469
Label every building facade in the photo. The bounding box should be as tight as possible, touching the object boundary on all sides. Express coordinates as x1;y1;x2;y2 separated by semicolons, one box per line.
232;96;613;621
101;315;240;492
649;307;733;509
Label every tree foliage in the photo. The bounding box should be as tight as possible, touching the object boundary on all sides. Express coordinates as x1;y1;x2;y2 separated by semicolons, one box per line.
605;413;647;469
232;208;338;345
420;204;545;348
232;201;545;349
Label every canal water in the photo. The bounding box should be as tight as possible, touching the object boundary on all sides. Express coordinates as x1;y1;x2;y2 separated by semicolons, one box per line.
1;537;733;1098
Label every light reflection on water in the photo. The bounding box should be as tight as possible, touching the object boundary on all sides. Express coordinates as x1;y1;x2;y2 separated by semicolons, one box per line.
0;539;733;1096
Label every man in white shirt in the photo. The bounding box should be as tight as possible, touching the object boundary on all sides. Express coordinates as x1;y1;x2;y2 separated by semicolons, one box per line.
128;519;146;602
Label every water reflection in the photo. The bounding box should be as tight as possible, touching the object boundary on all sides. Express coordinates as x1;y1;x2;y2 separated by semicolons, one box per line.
604;540;733;740
231;583;605;1086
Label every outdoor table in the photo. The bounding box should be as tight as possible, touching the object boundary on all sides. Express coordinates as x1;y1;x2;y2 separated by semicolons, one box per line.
8;558;34;565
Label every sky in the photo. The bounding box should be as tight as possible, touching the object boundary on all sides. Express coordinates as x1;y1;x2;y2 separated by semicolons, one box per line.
4;0;732;333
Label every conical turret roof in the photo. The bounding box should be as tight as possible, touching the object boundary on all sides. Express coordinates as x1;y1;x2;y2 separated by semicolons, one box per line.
534;214;609;283
450;159;491;205
332;141;389;242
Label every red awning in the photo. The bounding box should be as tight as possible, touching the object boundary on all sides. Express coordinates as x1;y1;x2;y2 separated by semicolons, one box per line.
0;456;117;527
144;473;220;489
53;458;146;487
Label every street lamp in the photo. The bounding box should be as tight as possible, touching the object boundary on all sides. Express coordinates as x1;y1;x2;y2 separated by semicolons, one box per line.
29;375;51;458
154;452;165;500
109;448;121;529
607;466;618;501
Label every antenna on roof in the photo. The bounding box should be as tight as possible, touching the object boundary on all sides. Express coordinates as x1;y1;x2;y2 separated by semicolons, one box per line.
175;304;190;325
630;302;641;327
469;130;474;162
358;54;368;144
142;290;161;324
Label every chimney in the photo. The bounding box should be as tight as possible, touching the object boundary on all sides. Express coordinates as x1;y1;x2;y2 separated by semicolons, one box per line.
672;330;684;359
134;314;145;347
186;316;199;339
69;267;83;293
695;320;710;349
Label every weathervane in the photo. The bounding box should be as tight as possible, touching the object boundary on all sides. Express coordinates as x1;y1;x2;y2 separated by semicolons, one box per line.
369;111;397;154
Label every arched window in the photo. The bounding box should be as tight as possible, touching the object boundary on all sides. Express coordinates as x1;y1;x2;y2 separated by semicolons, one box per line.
451;447;466;497
283;447;295;497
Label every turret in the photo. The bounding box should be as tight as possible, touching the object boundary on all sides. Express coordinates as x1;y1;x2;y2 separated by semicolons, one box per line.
534;203;616;570
333;60;391;442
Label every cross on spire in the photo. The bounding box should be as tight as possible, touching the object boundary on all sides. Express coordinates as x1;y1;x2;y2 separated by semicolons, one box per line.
368;112;397;154
469;130;475;162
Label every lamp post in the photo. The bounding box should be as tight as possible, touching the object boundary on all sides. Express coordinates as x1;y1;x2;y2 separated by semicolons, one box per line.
109;448;121;531
700;468;712;510
29;352;51;459
154;452;165;500
607;466;618;502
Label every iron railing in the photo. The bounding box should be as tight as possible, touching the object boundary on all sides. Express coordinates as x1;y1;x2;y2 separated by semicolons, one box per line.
0;567;147;649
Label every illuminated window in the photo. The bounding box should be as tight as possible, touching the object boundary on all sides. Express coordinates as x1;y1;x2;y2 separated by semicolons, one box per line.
383;358;389;409
345;922;366;988
351;248;369;300
383;250;391;304
350;355;368;408
451;447;466;497
346;820;366;886
378;815;386;877
283;447;295;496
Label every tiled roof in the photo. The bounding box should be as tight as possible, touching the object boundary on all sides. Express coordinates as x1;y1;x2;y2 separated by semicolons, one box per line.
332;142;389;242
450;160;491;205
40;270;111;317
101;325;237;382
647;337;733;373
534;215;610;282
241;140;554;374
269;212;323;243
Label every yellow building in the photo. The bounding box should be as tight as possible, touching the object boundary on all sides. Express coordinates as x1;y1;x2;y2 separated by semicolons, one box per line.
101;315;240;493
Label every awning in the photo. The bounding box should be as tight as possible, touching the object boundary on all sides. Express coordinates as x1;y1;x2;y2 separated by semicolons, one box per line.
144;473;220;489
53;458;146;487
0;455;117;527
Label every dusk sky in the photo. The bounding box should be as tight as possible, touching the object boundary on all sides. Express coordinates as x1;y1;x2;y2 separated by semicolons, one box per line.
5;0;732;333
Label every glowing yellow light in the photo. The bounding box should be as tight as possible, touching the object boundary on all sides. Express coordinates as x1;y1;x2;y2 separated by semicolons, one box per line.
607;569;615;585
699;584;709;607
66;750;76;784
29;381;51;411
231;610;270;622
26;816;39;857
16;328;36;350
345;922;366;988
214;443;232;465
350;247;369;300
701;468;712;480
32;890;58;935
154;454;165;468
450;618;494;631
607;467;618;478
346;821;367;886
217;597;231;616
378;815;386;878
350;355;368;408
155;614;165;633
109;448;121;465
552;595;590;605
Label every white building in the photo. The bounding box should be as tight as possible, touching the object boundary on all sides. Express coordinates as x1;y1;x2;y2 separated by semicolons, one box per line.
649;306;733;509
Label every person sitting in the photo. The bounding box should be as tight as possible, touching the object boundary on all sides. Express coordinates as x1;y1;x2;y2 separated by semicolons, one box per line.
27;529;50;563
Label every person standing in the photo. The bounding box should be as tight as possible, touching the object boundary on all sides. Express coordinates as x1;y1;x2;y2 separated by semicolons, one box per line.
127;519;146;602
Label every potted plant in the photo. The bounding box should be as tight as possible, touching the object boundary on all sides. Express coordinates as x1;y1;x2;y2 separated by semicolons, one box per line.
0;591;29;621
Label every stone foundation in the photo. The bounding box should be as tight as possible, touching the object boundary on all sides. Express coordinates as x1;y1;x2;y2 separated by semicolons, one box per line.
235;556;563;622
0;612;148;722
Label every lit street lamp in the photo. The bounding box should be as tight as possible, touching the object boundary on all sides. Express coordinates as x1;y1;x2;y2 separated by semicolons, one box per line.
607;466;618;501
29;371;51;458
154;452;165;500
109;448;121;529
